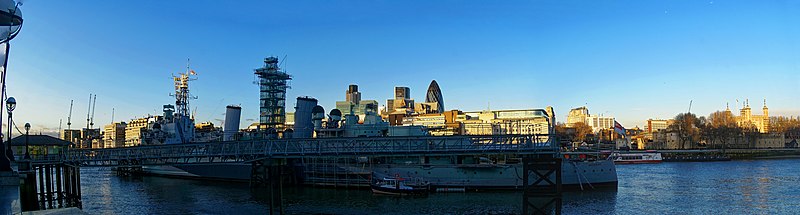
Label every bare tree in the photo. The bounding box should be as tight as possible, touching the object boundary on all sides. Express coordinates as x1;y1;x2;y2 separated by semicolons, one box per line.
668;113;704;149
706;111;741;151
572;122;592;143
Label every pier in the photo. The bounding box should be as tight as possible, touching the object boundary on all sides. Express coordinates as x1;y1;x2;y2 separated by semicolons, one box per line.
21;134;560;214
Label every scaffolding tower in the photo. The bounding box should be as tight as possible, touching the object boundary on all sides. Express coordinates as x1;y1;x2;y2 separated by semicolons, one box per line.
254;57;291;131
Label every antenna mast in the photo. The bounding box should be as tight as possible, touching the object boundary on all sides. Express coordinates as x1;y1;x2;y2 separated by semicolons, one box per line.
171;58;197;118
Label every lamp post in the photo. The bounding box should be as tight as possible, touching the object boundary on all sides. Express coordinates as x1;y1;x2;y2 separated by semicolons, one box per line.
5;96;13;160
23;122;28;159
0;0;22;170
0;96;12;170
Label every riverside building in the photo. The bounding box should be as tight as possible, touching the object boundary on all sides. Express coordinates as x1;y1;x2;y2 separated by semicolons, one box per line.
566;106;615;132
103;122;126;148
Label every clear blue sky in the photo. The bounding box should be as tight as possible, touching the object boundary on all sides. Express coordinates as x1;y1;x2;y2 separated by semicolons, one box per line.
6;0;800;135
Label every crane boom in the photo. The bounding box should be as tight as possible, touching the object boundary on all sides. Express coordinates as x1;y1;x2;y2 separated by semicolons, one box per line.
90;94;96;129
67;100;73;130
86;94;91;130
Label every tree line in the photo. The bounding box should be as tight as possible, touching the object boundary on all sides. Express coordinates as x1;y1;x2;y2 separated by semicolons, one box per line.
555;111;800;149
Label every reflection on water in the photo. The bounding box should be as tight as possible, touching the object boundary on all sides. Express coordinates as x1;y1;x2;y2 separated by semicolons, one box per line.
80;159;800;214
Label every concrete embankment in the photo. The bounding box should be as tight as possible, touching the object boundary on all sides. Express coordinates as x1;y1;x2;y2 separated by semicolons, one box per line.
658;148;800;161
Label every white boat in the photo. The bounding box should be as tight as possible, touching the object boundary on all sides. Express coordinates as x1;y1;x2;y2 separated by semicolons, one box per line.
370;175;430;196
610;150;663;164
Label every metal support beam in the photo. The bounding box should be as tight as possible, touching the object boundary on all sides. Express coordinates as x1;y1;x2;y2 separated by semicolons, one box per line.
250;159;285;215
522;155;562;215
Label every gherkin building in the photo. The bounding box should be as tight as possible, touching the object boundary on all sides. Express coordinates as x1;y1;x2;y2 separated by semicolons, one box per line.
425;80;444;113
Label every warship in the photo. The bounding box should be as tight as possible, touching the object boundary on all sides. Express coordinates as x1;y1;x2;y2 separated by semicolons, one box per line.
138;57;618;191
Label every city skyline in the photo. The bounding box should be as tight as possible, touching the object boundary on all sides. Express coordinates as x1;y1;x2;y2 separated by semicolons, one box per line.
6;1;800;134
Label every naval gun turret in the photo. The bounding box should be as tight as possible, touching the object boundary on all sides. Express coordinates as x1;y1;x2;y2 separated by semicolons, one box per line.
312;105;325;130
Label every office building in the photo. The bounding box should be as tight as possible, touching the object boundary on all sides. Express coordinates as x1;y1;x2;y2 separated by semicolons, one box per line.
336;84;379;116
103;122;127;148
425;80;445;113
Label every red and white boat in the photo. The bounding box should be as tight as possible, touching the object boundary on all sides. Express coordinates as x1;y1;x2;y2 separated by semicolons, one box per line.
610;150;663;164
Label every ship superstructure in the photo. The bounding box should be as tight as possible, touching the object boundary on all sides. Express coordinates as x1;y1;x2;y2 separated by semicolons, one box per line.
254;57;291;133
139;56;617;191
137;63;203;145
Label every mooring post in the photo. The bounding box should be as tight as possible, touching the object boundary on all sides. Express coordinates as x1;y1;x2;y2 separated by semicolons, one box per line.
37;164;45;209
56;164;63;208
251;158;286;215
18;160;38;212
268;160;285;215
70;165;80;209
45;164;53;209
275;162;285;215
64;165;75;207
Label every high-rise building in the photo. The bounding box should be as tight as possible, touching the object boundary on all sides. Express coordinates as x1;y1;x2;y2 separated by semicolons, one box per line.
395;86;410;100
254;57;291;131
61;129;81;145
80;128;101;149
566;106;614;132
335;84;379;116
125;117;151;147
646;119;673;133
103;122;126;148
586;115;615;132
566;106;590;127
346;84;361;104
387;86;414;114
425;80;445;113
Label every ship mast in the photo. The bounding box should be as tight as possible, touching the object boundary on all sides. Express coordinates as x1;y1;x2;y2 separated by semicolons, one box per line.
171;58;197;118
169;58;198;144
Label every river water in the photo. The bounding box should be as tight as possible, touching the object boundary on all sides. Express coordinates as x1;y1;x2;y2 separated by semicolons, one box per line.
79;159;800;214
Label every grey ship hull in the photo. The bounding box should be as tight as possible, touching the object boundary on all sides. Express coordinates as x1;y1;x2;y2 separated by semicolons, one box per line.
142;159;617;190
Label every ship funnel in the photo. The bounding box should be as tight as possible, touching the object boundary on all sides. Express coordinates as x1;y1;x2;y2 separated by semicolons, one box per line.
294;97;318;138
223;105;242;141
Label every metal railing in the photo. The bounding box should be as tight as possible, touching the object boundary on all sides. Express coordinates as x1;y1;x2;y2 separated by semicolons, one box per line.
46;135;557;167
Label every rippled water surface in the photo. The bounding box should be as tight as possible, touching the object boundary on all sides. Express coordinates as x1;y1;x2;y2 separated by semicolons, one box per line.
80;159;800;214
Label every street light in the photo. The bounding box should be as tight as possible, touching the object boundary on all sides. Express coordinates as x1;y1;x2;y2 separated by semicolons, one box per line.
0;96;12;170
23;122;29;159
0;0;22;169
5;96;14;160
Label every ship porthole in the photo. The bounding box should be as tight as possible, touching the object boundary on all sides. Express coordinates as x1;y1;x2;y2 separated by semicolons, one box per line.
499;171;503;175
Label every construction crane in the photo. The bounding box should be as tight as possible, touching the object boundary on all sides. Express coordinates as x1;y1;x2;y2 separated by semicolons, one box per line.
67;100;73;130
90;94;96;129
85;94;91;130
